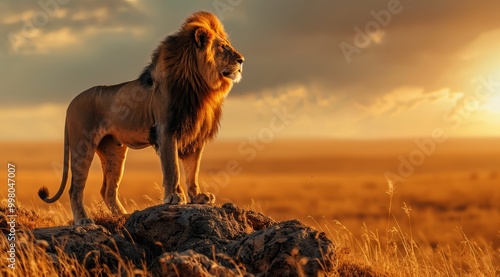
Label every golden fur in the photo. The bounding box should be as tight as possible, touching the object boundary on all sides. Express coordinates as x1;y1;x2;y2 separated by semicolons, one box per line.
38;11;244;225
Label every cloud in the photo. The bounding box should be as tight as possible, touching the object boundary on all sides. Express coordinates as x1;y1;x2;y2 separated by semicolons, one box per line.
3;0;500;103
0;103;66;141
2;1;500;139
227;0;500;103
71;7;109;21
19;28;79;54
1;0;148;54
356;87;456;116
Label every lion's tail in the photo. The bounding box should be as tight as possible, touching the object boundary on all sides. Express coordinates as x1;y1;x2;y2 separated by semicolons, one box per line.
38;122;70;203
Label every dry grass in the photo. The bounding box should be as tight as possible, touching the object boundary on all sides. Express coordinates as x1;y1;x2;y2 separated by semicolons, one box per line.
1;186;497;276
0;235;150;277
0;139;499;276
323;180;499;276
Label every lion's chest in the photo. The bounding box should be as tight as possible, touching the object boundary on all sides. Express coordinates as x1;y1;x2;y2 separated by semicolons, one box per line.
174;98;223;158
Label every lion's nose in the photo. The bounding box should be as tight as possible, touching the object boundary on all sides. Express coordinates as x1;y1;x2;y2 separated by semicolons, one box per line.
237;56;244;64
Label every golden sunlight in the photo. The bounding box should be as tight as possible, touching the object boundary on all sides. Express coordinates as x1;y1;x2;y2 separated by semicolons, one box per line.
484;94;500;114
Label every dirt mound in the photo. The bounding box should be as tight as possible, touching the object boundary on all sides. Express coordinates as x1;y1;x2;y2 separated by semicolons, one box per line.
32;203;335;276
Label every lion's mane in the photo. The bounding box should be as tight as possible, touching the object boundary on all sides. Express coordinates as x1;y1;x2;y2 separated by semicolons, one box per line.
142;12;233;158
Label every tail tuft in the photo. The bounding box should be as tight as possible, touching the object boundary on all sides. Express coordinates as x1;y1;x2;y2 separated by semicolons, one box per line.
38;186;49;200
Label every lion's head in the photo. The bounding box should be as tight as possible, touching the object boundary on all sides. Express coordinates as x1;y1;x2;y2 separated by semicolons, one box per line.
146;11;244;93
188;11;244;84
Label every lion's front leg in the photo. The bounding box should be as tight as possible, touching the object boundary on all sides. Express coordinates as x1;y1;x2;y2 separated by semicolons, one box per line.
158;133;187;205
182;145;215;204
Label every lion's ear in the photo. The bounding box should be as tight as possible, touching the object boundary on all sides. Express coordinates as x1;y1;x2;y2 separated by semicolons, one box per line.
194;27;212;49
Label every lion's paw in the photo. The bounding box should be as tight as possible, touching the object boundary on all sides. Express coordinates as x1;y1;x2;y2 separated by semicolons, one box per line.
164;193;187;205
190;192;216;204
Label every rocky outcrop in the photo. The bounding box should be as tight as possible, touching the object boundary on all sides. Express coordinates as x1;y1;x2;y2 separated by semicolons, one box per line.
32;203;336;276
123;203;275;256
33;224;146;270
228;220;334;276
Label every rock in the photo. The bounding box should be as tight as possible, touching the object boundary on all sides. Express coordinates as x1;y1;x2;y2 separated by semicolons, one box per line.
159;250;253;277
33;224;145;271
228;220;335;276
32;203;336;276
33;224;112;268
124;203;276;257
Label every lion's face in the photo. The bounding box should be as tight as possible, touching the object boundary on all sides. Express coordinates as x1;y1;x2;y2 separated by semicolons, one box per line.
194;27;244;85
213;39;244;83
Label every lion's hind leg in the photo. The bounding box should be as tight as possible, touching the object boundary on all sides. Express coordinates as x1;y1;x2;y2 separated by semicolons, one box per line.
96;135;128;215
69;140;97;225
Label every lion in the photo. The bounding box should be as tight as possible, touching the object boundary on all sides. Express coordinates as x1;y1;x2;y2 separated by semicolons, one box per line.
38;11;244;225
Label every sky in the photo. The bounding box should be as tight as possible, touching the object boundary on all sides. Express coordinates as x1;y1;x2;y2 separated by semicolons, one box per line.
1;0;500;141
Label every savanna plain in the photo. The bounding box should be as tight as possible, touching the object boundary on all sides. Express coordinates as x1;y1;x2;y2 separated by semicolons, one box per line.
1;138;499;276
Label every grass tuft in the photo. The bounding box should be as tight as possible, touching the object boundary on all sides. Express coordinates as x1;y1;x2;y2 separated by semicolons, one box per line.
89;202;127;233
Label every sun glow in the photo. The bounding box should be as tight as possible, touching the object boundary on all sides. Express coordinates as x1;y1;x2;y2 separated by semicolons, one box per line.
484;94;500;114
